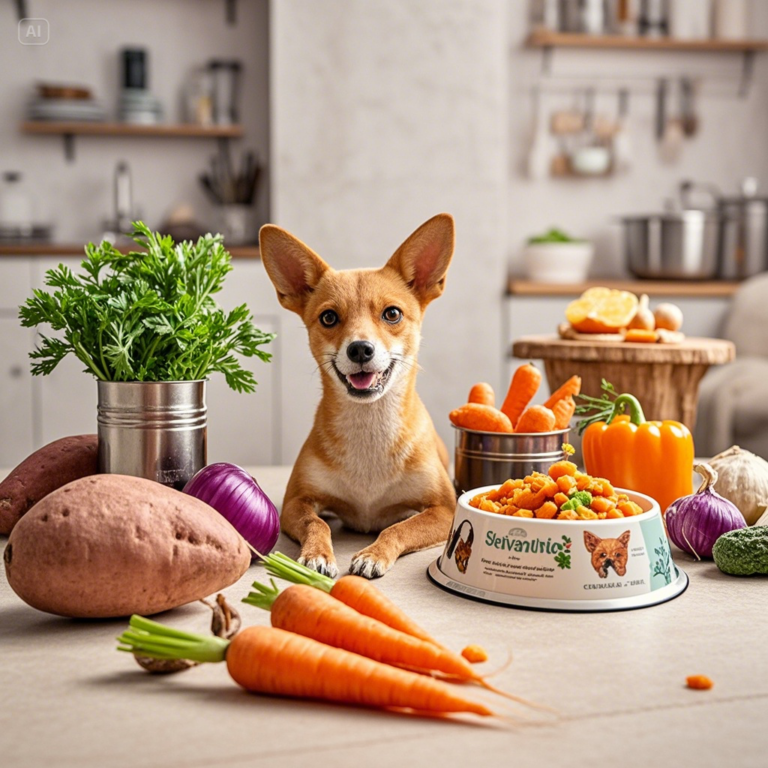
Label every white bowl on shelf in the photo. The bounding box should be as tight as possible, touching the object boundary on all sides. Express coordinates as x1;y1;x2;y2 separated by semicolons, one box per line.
523;241;594;284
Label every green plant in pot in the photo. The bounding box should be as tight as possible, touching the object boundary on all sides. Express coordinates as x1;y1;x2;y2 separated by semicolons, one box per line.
19;222;275;489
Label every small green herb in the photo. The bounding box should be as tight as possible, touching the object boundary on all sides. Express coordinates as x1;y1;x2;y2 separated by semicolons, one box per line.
559;491;593;512
527;227;584;245
19;222;275;393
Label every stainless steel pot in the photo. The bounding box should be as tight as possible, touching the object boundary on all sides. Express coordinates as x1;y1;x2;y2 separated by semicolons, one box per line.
453;426;569;495
622;210;719;280
97;380;207;490
718;179;768;279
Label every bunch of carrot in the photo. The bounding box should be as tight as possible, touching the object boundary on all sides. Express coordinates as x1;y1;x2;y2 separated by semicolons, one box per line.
117;552;536;722
449;364;581;434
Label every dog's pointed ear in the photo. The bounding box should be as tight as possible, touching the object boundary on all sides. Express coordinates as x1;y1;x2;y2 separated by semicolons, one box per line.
384;213;455;308
259;224;330;315
583;531;600;553
618;531;631;547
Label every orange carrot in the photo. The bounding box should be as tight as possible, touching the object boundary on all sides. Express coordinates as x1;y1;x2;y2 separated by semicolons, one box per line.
461;645;488;664
243;582;482;682
551;395;575;430
501;363;541;428
257;555;546;710
450;403;513;433
625;329;658;343
686;674;714;690
515;405;556;433
264;554;440;645
330;574;438;645
467;382;495;407
118;618;494;718
543;375;581;410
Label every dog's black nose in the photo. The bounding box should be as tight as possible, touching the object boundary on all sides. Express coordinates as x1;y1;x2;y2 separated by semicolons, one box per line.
347;341;375;364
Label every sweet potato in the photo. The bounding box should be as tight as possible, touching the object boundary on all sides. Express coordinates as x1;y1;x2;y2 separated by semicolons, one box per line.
0;435;99;535
3;474;250;618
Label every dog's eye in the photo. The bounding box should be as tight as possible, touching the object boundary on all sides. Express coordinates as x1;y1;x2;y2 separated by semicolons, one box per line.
382;306;403;324
319;310;339;328
599;552;606;558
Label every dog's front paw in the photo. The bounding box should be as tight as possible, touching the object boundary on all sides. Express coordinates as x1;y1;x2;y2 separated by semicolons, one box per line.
349;545;397;580
298;554;339;579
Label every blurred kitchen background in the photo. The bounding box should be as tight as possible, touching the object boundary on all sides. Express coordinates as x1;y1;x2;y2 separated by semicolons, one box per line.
1;0;767;469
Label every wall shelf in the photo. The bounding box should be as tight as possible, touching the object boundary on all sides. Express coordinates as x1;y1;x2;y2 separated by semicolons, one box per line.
526;30;768;95
0;243;260;259
526;30;768;53
20;121;244;161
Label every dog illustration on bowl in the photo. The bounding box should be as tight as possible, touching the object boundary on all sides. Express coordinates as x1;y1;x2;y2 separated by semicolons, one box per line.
583;530;631;579
445;520;475;574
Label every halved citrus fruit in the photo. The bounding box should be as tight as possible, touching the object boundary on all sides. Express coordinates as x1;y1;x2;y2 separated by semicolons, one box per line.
565;287;638;334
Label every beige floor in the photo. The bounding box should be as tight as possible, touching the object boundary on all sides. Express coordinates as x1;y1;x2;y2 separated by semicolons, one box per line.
1;466;766;768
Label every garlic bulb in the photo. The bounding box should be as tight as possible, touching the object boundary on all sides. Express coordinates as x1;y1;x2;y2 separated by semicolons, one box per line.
629;294;655;331
709;445;768;525
654;303;683;332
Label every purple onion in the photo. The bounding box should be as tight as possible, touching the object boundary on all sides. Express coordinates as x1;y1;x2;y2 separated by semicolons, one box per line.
184;463;280;558
665;463;746;560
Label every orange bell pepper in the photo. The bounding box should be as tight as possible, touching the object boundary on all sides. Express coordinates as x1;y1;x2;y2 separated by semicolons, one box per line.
580;394;693;514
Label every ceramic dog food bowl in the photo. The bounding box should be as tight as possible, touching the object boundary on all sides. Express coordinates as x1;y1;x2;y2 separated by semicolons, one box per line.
428;486;688;612
453;426;570;496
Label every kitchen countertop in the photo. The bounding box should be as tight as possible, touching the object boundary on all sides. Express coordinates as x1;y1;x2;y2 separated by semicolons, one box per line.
507;278;741;297
1;464;766;768
0;243;260;259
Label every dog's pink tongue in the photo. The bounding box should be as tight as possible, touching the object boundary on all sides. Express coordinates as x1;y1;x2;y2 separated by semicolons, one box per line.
348;371;376;390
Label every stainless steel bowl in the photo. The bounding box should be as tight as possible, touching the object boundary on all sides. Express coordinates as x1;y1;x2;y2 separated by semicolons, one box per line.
453;426;570;495
622;211;719;279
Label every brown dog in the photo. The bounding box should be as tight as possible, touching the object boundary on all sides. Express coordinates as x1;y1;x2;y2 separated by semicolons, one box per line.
583;530;631;578
259;214;457;579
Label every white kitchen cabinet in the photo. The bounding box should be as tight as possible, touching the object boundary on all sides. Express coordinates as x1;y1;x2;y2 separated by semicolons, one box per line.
0;320;35;466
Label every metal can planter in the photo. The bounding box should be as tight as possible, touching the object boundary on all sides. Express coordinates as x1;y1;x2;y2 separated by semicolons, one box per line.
97;380;207;490
453;426;570;496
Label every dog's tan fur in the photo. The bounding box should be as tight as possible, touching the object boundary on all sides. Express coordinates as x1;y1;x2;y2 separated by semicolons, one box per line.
584;530;631;579
259;214;456;578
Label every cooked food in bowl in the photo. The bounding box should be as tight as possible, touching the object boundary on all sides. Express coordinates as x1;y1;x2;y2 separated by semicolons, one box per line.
468;461;644;520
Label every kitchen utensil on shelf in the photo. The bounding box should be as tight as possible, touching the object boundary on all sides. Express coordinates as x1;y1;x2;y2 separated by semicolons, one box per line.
713;0;749;39
657;79;684;164
185;67;214;126
36;82;91;100
199;145;262;243
526;87;549;181
680;77;699;137
717;178;768;279
669;0;711;39
613;89;633;173
639;0;669;37
208;59;242;125
119;48;163;125
122;49;147;90
0;172;33;235
621;210;719;280
0;172;52;242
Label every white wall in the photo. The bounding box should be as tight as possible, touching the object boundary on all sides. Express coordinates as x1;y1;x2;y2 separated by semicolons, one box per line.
270;0;509;458
0;0;270;241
